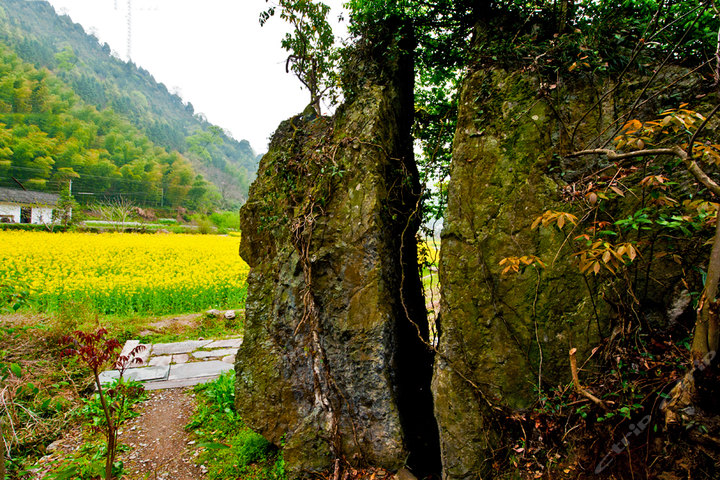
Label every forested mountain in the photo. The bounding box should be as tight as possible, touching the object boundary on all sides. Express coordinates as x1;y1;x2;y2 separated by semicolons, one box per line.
0;0;259;208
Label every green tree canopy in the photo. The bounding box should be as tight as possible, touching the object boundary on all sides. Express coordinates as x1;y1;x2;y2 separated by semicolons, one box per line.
261;0;338;114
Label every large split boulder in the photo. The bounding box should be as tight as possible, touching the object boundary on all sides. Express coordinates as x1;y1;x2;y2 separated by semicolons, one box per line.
235;26;438;478
433;57;705;478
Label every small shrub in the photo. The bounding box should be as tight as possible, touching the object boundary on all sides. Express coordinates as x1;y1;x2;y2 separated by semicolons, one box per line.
60;328;145;480
46;442;124;480
46;301;98;343
196;217;214;235
210;211;240;231
0;279;31;312
78;378;146;429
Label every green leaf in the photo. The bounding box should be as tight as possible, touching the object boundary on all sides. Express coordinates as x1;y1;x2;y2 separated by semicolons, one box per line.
198;442;231;450
50;466;79;480
10;362;22;378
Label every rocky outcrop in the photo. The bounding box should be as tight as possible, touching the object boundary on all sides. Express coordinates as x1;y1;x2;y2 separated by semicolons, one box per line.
235;26;438;478
433;61;704;478
433;67;587;479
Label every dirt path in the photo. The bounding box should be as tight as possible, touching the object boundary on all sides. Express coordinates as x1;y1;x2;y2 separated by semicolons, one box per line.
118;388;205;480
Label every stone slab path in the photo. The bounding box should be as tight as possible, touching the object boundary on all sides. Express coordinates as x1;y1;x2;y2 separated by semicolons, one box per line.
99;337;241;390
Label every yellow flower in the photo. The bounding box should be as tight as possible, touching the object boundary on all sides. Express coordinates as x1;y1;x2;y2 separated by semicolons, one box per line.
0;231;249;315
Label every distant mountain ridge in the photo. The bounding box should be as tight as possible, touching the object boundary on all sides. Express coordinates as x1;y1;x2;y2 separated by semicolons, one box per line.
0;0;258;207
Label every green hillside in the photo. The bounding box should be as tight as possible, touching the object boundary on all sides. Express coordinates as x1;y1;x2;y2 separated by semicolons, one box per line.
0;0;258;207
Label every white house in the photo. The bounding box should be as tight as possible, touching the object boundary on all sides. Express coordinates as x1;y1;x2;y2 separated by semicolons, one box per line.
0;187;60;225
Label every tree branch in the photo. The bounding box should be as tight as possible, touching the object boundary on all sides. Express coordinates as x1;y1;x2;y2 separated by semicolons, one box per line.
569;147;681;161
570;146;720;197
687;103;720;157
686;160;720;197
569;348;608;410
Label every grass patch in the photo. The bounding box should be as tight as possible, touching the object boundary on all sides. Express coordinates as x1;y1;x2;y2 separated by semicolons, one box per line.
0;307;244;477
1;315;89;478
187;371;285;480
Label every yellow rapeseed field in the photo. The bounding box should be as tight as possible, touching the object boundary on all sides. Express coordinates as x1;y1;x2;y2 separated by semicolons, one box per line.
0;231;249;315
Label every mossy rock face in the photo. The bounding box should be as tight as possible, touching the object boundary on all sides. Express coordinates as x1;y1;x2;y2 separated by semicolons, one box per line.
435;61;708;479
235;30;438;478
434;68;585;479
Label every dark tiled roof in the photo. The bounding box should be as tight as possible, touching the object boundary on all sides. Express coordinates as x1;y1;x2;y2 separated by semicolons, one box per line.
0;187;59;206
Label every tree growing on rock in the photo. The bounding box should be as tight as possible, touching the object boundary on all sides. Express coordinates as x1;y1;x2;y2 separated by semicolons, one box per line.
260;0;338;115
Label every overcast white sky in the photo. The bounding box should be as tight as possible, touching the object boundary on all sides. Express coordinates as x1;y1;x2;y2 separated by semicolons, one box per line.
45;0;348;154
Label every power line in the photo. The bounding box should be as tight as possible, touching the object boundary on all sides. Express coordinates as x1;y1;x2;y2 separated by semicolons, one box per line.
5;165;166;184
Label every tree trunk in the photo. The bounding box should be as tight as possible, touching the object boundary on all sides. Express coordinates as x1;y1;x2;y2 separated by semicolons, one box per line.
691;208;720;362
93;372;116;480
1;431;6;480
557;0;574;33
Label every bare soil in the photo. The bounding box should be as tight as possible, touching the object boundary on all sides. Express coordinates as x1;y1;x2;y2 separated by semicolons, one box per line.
118;387;205;480
137;313;202;337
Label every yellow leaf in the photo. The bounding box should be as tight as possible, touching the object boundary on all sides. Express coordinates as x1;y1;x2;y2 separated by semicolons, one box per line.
610;186;624;196
602;250;612;264
531;216;542;230
593;262;601;274
557;215;565;229
626;119;642;131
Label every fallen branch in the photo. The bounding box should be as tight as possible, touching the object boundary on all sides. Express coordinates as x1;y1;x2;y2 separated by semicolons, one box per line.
569;348;608;410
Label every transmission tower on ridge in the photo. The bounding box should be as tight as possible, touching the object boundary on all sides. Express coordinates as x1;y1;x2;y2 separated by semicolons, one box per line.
127;0;132;61
114;0;158;62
